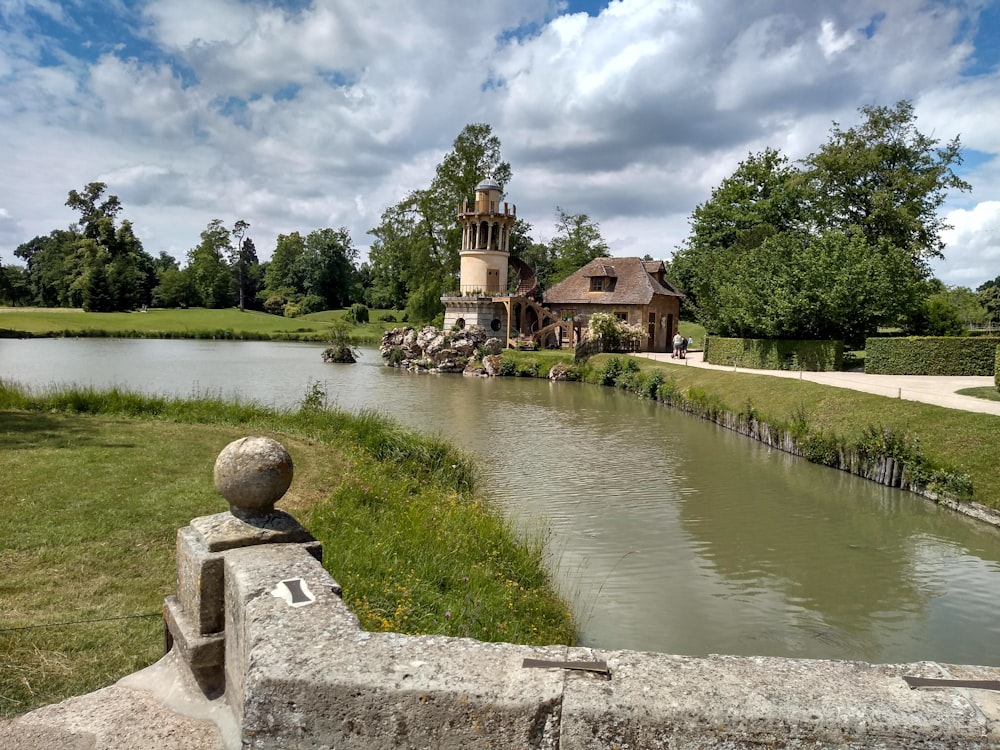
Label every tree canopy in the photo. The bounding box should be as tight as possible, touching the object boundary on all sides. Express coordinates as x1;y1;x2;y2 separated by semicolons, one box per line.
669;102;971;346
13;183;157;311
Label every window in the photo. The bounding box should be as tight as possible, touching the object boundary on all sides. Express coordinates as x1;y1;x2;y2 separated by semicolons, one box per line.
490;318;501;331
590;277;604;292
455;318;466;330
615;312;628;322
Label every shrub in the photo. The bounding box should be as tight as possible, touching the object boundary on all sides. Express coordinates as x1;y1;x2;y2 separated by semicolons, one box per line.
379;313;398;323
283;302;302;318
299;295;326;315
996;345;1000;393
263;295;286;316
704;337;843;371
498;356;518;376
599;356;639;386
865;336;1000;376
346;303;370;324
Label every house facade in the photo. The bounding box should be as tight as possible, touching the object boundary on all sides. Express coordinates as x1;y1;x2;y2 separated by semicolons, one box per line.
542;257;684;353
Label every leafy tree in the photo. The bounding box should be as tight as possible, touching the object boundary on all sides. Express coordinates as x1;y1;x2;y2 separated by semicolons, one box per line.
802;100;970;263
0;255;30;305
262;231;306;303
64;182;156;310
671;103;970;344
187;219;234;308
14;229;78;306
367;204;417;309
712;229;911;345
548;208;611;285
978;283;1000;326
152;266;198;308
669;148;803;323
904;295;966;336
299;227;357;309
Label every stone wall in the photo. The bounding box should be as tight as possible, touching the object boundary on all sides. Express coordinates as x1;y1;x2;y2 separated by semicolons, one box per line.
164;437;1000;749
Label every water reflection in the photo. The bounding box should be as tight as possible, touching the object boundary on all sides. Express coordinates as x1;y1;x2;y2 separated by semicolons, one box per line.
3;338;999;665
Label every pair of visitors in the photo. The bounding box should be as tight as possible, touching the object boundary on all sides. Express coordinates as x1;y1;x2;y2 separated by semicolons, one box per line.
672;332;684;358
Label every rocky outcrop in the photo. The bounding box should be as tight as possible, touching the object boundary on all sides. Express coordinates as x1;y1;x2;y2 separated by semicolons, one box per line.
380;326;503;374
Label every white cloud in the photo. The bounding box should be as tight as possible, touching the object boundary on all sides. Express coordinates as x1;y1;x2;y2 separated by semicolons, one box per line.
936;201;1000;286
0;0;997;295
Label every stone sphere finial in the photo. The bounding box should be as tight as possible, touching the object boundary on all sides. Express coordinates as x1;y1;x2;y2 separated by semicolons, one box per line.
214;436;293;516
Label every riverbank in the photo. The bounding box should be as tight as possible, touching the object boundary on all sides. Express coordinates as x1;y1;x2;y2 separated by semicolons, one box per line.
0;383;574;718
490;349;1000;514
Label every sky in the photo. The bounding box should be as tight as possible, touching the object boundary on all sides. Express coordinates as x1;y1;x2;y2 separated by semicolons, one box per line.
1;0;999;288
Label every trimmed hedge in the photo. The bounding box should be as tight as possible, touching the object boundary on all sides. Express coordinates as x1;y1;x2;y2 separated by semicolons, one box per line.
703;337;844;372
995;345;1000;392
865;336;1000;376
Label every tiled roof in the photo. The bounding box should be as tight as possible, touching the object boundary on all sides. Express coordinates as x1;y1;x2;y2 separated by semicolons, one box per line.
544;257;685;306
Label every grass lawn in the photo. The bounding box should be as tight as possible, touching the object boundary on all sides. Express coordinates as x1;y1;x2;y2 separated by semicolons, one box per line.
956;386;1000;402
0;385;574;717
0;307;406;341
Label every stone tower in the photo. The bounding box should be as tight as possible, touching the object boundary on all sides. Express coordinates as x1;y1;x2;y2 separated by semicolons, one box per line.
457;177;516;295
442;178;517;332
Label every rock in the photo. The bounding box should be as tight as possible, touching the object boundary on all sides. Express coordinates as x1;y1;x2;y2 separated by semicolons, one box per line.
549;363;573;381
482;337;504;356
483;354;502;377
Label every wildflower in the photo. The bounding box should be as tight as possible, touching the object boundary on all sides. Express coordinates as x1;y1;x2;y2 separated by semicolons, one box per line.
444;610;451;618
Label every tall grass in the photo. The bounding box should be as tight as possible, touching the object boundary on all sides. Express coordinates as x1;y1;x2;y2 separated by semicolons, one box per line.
0;382;574;717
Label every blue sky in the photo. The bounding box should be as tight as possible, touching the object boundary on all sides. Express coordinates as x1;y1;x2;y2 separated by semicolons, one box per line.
2;0;1000;286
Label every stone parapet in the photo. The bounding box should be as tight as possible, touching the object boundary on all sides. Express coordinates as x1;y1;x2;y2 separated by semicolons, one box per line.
220;542;1000;749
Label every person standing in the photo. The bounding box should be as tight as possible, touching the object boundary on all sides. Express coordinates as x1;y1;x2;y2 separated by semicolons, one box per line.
672;332;683;358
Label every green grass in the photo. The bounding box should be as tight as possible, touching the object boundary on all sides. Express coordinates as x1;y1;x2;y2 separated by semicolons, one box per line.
0;306;405;343
956;386;1000;402
679;320;706;347
0;383;574;717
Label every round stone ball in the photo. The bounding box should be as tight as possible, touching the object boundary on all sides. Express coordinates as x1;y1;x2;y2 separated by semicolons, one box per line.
214;436;293;514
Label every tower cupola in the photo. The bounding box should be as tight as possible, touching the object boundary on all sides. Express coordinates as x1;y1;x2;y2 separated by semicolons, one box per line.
456;178;517;295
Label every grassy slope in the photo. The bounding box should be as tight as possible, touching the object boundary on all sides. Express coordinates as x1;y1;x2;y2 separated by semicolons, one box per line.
624;358;1000;504
0;387;574;717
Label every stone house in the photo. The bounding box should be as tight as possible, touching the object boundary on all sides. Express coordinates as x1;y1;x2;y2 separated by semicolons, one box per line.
542;257;684;353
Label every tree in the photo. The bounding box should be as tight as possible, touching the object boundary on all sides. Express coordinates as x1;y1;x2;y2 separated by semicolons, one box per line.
669;148;803;323
64;182;155;310
802;101;970;263
508;218;554;293
229;220;253;311
187;219;234;308
0;263;30;306
260;232;306;313
671;103;971;344
299;228;358;309
368;123;512;322
14;229;79;306
547;208;611;285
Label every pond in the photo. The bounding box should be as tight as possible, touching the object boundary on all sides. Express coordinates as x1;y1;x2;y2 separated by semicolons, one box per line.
3;337;999;666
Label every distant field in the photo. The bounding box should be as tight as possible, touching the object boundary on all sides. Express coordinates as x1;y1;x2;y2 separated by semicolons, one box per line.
0;307;405;341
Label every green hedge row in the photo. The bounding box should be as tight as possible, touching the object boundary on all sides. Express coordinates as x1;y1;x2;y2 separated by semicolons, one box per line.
995;345;1000;392
703;337;844;372
865;337;1000;376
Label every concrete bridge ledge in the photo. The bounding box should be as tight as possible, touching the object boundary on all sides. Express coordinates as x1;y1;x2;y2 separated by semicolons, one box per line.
221;542;1000;749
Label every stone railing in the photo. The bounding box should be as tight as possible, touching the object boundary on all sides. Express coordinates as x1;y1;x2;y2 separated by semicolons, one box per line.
165;438;1000;749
